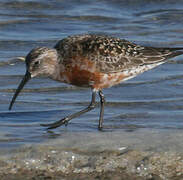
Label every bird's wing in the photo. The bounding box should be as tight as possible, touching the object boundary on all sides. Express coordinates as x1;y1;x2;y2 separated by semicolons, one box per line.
94;46;183;73
84;37;183;73
55;34;183;73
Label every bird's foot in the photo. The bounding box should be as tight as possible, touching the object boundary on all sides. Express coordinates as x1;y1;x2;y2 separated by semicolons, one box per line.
40;117;69;129
98;125;103;131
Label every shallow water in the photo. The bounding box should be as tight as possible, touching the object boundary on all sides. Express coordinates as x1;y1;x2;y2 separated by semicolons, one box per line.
1;0;183;153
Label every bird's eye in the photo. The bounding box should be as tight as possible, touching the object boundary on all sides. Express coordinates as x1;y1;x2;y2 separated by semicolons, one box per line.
32;60;40;69
34;61;40;66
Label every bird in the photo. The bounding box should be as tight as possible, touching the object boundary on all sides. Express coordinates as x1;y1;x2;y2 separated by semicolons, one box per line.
9;34;183;130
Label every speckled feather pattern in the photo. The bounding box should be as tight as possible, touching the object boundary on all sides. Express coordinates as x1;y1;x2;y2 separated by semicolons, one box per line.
54;34;183;73
24;34;183;90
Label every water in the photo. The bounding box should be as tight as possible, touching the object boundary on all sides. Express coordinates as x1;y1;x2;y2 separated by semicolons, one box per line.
1;0;183;152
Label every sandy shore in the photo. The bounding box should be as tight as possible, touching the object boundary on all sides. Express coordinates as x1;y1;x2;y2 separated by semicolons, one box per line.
1;130;183;180
0;149;183;180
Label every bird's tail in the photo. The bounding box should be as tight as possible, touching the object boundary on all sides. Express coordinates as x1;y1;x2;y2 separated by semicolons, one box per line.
156;47;183;59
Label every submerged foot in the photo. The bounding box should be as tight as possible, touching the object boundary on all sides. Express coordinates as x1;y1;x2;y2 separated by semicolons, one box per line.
40;117;69;129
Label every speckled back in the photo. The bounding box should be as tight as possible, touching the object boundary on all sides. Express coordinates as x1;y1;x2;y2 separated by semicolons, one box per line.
54;34;183;73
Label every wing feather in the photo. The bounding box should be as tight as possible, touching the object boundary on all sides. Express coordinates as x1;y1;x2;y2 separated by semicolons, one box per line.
55;34;183;73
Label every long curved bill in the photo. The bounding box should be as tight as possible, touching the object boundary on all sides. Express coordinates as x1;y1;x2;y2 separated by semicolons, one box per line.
9;71;31;110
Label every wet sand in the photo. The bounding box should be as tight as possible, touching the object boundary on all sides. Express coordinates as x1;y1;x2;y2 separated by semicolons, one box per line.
0;148;183;180
0;130;183;180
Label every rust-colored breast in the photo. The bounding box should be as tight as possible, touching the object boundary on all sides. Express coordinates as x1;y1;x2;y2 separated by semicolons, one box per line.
63;66;102;87
59;57;102;88
59;56;130;90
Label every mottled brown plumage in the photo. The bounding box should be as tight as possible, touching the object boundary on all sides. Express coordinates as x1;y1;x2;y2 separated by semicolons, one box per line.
9;34;183;130
55;34;183;73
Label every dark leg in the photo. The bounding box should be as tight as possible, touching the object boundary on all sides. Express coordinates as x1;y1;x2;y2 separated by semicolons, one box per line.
98;90;105;130
41;90;97;129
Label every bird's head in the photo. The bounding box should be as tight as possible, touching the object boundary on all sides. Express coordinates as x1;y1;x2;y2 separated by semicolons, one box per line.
9;47;58;110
